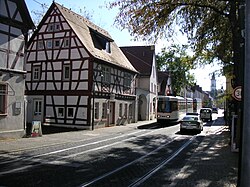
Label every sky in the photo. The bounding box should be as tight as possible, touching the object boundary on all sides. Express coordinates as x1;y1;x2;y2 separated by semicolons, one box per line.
25;0;226;91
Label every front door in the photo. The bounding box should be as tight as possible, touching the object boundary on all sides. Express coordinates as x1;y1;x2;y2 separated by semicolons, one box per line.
108;102;115;125
33;99;43;121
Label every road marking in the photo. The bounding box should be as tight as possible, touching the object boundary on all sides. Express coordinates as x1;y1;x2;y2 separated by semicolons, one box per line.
128;136;195;187
0;128;165;176
79;136;180;187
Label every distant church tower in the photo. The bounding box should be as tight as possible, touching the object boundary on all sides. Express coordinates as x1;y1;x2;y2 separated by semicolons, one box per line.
210;73;217;98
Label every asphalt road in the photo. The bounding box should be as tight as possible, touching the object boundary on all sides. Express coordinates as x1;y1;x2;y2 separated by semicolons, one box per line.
0;111;225;187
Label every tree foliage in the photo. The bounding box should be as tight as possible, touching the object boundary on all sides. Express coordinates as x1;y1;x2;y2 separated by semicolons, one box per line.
108;0;242;70
156;44;196;95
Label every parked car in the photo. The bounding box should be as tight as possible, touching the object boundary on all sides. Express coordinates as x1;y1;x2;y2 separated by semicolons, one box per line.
200;108;212;122
180;114;203;133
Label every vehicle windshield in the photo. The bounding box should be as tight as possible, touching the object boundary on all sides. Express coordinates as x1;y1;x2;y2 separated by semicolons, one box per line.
183;116;198;121
157;98;178;113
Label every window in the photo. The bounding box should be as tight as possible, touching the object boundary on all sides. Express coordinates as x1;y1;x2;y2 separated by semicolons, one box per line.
119;103;123;117
90;28;112;53
58;107;64;117
102;103;107;119
54;39;61;48
94;102;99;119
38;41;44;49
63;64;70;80
106;42;111;53
47;40;52;48
124;73;132;89
54;23;60;31
47;24;54;31
64;38;69;47
102;66;111;83
33;66;41;81
67;108;74;118
34;100;42;115
0;84;7;115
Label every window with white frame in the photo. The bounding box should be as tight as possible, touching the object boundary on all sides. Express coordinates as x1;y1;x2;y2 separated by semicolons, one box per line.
0;84;7;115
33;66;41;81
67;108;74;118
34;100;42;116
102;66;111;83
58;107;64;117
94;102;99;119
102;103;107;119
63;64;70;80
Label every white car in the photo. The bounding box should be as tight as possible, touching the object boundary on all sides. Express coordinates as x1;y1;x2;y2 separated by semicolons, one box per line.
180;114;203;133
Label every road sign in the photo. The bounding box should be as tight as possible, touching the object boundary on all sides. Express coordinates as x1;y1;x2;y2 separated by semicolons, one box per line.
232;86;242;101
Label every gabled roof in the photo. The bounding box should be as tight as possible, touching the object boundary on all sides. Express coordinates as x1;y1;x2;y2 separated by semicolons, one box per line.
53;3;137;73
157;71;169;84
120;45;155;76
16;0;34;30
2;0;34;30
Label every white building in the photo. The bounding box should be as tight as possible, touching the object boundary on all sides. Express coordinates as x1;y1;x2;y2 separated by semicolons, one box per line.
26;2;138;130
0;0;34;138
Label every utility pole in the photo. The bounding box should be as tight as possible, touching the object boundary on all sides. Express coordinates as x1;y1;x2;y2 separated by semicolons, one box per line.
241;0;250;186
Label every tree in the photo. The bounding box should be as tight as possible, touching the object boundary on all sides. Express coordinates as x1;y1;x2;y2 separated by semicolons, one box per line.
156;44;196;95
108;0;243;74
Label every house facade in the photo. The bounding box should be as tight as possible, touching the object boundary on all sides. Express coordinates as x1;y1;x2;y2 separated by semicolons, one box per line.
25;2;138;130
0;0;34;138
121;46;157;121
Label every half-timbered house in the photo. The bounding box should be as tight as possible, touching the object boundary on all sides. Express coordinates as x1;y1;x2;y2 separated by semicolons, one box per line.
0;0;34;138
121;46;157;121
26;2;138;130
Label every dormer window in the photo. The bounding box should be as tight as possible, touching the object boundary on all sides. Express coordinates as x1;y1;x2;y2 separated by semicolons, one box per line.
106;42;111;53
90;28;113;53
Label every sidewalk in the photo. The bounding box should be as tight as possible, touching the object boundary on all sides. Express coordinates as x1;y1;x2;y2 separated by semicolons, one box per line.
0;120;150;153
171;126;238;187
